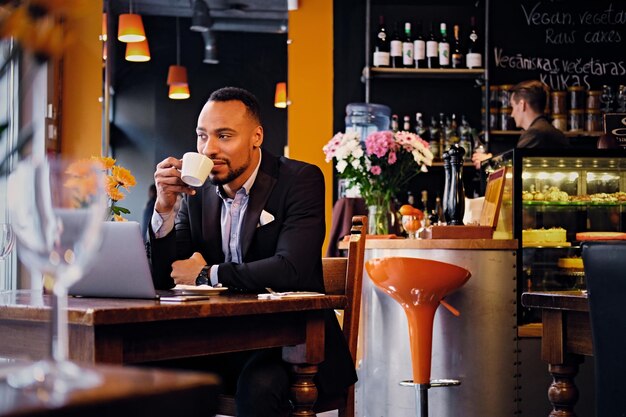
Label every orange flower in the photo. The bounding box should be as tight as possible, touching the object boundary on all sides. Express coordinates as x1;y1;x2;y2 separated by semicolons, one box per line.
111;165;136;190
106;176;125;202
113;214;128;222
92;156;116;170
64;172;98;206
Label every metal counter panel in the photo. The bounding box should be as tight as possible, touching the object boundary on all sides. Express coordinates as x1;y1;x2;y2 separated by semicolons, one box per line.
355;248;518;417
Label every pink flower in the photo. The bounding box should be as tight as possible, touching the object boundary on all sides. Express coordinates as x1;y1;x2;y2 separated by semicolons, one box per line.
365;131;395;158
388;151;397;164
370;165;381;175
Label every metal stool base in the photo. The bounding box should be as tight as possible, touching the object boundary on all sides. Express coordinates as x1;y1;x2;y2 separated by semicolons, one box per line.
399;378;461;388
399;379;461;417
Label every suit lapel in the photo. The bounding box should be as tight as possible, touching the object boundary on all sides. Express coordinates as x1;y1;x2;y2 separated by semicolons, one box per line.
240;155;277;258
201;183;224;263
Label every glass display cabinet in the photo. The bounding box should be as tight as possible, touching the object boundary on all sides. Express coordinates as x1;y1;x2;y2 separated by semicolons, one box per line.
486;148;626;324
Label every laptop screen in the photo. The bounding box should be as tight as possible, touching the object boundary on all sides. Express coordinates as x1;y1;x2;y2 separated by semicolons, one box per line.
69;221;158;299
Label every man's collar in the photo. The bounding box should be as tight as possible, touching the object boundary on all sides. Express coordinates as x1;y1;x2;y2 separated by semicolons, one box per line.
215;150;262;199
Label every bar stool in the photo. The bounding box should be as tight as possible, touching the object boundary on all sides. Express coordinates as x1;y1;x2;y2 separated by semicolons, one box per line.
365;257;471;417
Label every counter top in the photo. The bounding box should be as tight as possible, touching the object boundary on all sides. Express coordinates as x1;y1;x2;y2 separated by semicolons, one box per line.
338;238;518;250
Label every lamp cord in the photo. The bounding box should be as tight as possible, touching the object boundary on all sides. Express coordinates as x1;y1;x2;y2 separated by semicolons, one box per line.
176;17;180;65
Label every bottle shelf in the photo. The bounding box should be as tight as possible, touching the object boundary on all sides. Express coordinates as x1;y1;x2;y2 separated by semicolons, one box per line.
367;67;485;80
489;130;604;138
429;161;475;167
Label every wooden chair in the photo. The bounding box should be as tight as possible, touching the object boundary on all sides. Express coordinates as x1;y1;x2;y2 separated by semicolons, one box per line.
216;215;367;417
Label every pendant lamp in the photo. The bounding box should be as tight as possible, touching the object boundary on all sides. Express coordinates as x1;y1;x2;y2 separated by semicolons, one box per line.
101;13;107;41
125;39;150;62
168;17;190;99
274;82;289;108
169;84;191;100
118;0;146;43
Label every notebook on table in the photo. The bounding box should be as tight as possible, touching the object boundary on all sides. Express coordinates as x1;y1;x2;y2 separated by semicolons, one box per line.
68;221;226;301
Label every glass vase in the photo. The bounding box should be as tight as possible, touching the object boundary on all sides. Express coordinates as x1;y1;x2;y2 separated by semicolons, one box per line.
367;194;392;235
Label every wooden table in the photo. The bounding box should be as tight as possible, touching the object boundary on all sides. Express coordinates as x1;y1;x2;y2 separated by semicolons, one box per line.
521;291;592;417
0;363;220;417
0;290;347;417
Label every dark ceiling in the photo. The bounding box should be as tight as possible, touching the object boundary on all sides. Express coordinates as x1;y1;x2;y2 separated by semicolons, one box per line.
108;0;289;33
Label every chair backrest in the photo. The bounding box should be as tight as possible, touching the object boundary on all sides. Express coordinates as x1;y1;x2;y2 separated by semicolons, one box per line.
322;215;367;362
581;241;626;417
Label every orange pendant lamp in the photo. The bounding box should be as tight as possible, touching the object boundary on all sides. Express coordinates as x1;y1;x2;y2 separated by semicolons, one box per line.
274;82;289;108
168;84;191;100
125;39;150;62
118;0;146;43
167;17;190;99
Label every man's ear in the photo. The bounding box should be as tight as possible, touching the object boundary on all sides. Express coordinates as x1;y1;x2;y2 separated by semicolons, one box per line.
253;125;264;149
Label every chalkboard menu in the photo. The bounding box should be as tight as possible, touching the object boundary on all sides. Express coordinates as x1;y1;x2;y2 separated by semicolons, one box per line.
491;0;626;90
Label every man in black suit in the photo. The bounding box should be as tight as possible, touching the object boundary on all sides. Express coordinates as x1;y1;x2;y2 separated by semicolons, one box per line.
149;87;356;416
472;80;568;168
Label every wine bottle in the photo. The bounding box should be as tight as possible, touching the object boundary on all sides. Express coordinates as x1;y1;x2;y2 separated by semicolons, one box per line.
402;22;414;68
466;16;482;69
414;112;428;140
391;114;399;132
426;23;439;69
438;23;450;68
413;20;426;68
373;15;390;68
428;115;441;159
390;22;403;68
403;115;411;131
451;24;463;69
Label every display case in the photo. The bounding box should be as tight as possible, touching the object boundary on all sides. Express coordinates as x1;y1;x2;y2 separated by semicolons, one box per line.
487;148;626;325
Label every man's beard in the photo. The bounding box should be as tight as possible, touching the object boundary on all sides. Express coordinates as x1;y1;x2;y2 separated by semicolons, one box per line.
209;157;250;186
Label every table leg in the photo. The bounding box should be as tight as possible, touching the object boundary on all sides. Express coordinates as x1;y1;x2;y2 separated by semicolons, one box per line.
547;362;580;417
289;363;319;417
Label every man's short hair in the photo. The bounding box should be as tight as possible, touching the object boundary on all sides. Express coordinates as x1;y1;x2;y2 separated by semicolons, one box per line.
511;80;549;114
208;87;261;124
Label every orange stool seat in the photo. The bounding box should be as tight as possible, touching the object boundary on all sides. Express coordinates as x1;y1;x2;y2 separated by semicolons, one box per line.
365;257;471;385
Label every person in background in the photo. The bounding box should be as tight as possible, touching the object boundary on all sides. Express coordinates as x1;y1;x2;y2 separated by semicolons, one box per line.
472;80;568;169
148;87;356;417
141;184;157;240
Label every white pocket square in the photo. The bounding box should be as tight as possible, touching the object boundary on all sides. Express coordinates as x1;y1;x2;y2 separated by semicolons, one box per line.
259;210;275;227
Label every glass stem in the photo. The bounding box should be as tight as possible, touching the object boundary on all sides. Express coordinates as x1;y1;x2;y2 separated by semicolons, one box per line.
51;282;69;363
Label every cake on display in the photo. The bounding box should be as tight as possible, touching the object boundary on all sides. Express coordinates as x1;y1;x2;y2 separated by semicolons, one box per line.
522;227;568;247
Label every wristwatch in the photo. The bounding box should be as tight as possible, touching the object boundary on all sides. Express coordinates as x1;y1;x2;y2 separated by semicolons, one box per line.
196;265;211;286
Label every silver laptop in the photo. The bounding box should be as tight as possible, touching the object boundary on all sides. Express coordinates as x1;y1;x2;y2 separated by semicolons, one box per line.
69;221;160;299
69;221;212;300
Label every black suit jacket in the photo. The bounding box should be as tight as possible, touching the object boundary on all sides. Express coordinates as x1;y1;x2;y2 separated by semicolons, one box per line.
150;151;357;395
516;115;568;149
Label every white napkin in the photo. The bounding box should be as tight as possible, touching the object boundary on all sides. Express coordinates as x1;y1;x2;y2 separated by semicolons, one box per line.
259;210;275;227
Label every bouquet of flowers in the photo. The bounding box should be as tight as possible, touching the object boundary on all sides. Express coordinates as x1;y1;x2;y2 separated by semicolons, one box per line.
67;156;136;222
323;130;433;234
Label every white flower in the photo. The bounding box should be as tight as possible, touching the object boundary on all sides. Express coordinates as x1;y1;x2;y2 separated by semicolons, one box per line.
336;159;348;173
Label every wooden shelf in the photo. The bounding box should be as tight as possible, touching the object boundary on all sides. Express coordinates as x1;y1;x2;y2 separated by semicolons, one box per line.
367;67;485;80
430;161;475;167
490;130;603;138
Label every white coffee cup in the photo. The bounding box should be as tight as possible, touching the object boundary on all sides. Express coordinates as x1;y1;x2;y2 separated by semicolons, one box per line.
181;152;214;187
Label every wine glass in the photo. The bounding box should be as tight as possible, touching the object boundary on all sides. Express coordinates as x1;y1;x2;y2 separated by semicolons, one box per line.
6;156;107;393
0;223;15;261
402;215;422;239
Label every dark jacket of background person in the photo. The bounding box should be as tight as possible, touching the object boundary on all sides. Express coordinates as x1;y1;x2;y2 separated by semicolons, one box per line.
516;115;568;149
